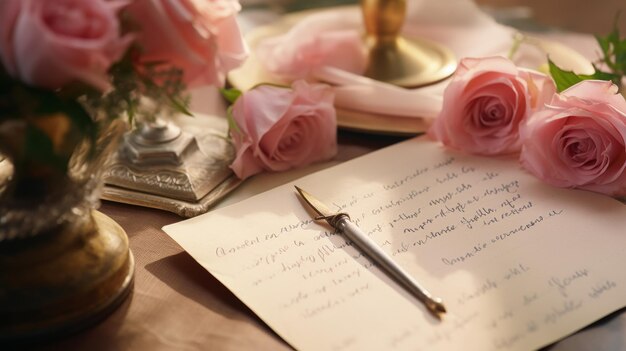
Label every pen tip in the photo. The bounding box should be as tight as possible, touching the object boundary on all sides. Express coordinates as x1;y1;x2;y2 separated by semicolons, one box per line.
427;298;447;319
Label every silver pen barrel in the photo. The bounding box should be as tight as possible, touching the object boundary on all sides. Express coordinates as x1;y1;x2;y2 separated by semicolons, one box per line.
335;215;446;318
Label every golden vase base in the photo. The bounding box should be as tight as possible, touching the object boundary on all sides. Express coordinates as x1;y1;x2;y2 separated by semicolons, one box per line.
364;36;457;88
0;211;134;342
361;0;456;87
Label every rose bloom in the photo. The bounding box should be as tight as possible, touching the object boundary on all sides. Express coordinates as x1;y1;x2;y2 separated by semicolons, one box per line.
0;0;131;91
520;80;626;196
229;80;338;179
126;0;247;87
429;56;555;155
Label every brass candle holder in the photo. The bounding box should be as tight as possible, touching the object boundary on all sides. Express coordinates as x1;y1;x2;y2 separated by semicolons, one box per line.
361;0;456;87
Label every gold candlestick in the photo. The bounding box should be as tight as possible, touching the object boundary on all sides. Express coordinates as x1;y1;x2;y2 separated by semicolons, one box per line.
361;0;456;87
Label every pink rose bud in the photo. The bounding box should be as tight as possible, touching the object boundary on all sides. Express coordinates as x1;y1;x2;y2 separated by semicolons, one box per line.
229;80;338;180
520;80;626;196
0;0;132;91
126;0;248;88
429;56;555;155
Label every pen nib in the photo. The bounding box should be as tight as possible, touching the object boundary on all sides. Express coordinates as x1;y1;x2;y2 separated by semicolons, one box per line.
294;186;337;221
426;298;447;319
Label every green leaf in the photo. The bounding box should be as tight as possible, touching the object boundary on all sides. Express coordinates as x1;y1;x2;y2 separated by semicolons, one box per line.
220;88;242;104
168;96;194;117
590;64;622;85
219;89;242;137
507;32;525;60
125;96;136;125
594;13;626;77
548;59;621;92
548;59;586;92
225;105;241;137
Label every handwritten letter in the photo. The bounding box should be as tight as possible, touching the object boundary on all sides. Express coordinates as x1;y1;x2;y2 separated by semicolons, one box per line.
164;138;626;351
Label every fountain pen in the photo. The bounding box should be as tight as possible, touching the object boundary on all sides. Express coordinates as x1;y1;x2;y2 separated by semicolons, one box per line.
295;186;447;319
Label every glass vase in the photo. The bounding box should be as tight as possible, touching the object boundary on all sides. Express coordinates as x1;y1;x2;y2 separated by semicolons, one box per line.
0;119;135;341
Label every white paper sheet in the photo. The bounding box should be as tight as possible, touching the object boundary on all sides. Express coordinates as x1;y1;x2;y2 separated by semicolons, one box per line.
164;137;626;351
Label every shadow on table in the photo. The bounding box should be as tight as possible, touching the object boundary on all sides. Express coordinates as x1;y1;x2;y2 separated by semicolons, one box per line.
145;252;246;317
38;291;134;350
544;306;626;351
145;252;288;345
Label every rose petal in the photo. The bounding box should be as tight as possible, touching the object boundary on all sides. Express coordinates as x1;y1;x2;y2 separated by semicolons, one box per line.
563;80;626;113
430;56;548;156
4;0;130;91
229;140;264;179
521;81;626;196
127;0;247;87
229;80;337;179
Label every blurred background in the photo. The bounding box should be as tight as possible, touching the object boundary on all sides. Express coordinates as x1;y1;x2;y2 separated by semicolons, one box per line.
476;0;625;34
240;0;626;35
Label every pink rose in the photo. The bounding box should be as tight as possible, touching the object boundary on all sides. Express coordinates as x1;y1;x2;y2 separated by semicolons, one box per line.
126;0;247;88
229;80;338;179
520;80;626;196
429;56;555;155
0;0;131;91
256;13;367;80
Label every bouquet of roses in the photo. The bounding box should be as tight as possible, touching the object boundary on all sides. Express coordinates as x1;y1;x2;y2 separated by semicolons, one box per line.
0;0;247;188
429;22;626;197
